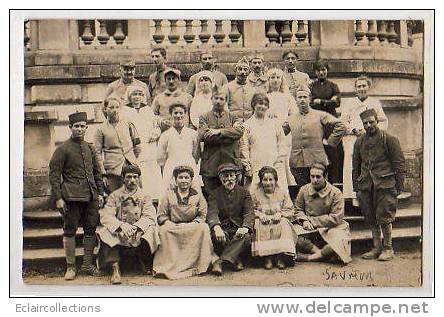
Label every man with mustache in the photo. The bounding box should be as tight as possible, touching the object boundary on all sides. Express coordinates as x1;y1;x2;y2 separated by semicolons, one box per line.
352;108;405;261
96;165;160;284
224;56;256;122
187;50;228;97
246;52;269;93
49;112;105;280
282;50;311;99
104;60;150;105
199;86;244;196
287;86;346;197
152;68;193;131
206;163;255;275
148;47;168;100
94;96;141;194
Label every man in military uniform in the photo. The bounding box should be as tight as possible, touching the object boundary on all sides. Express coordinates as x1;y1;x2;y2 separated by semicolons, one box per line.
49;112;105;280
97;165;159;284
148;47;168;100
104;60;150;105
353;108;406;261
246;52;269;93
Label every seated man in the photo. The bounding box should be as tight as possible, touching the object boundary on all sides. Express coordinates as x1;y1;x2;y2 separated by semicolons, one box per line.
206;163;254;275
97;165;160;284
293;163;352;264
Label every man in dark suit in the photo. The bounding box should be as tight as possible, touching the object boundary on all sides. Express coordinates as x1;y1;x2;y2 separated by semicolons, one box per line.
49;112;105;280
353;108;406;261
199;86;244;196
206;163;254;275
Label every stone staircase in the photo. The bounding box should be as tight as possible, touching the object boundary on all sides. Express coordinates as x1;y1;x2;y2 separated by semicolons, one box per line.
22;199;422;272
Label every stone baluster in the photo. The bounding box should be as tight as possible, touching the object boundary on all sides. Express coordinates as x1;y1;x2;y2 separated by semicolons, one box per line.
152;19;165;44
266;21;279;46
168;20;180;45
295;20;308;46
97;20;110;45
377;20;388;46
24;20;30;49
183;20;195;44
113;20;126;45
366;20;378;46
213;20;226;44
199;20;211;45
80;20;95;45
280;20;293;45
386;21;399;47
354;20;366;46
407;20;414;47
228;20;242;44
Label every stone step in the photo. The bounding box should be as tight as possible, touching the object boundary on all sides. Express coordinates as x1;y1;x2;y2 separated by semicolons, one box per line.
23;228;84;249
22;226;421;271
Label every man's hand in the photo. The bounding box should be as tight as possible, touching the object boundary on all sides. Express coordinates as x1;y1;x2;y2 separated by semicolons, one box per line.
302;220;314;231
322;138;329;146
56;198;67;216
213;225;226;244
233;120;244;131
313;99;322;105
234;227;249;239
98;195;105;208
102;175;109;189
120;223;137;239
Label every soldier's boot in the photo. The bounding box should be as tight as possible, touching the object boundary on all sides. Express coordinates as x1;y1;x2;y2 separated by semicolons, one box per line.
378;224;394;261
63;236;77;281
81;235;104;276
362;226;383;260
111;262;122;285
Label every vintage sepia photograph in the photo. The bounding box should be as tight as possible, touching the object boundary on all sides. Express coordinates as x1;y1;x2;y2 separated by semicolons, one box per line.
14;11;432;293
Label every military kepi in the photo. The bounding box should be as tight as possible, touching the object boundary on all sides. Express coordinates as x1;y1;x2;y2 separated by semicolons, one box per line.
359;108;378;121
68;111;87;125
218;163;239;175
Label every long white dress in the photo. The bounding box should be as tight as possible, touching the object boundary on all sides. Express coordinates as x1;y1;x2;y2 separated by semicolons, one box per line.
157;127;202;191
240;116;289;193
267;91;298;186
122;105;163;200
340;96;388;198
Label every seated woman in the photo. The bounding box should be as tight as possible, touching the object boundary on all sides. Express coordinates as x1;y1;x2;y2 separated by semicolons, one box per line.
250;166;296;270
293;163;352;264
153;165;219;279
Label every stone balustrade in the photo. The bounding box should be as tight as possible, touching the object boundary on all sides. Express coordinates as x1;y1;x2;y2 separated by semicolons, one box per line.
24;19;420;51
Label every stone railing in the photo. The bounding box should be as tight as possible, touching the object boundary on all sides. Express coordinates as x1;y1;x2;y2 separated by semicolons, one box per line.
24;19;420;51
354;20;416;47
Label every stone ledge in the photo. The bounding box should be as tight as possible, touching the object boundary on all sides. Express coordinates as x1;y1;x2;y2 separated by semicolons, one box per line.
24;110;58;123
25;60;423;84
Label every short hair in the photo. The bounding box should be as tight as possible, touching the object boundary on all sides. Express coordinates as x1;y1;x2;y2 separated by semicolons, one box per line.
295;85;311;96
122;164;142;177
282;50;299;60
173;165;194;179
313;59;329;71
168;102;188;114
251;92;270;111
151;47;167;58
310;162;328;177
354;75;372;88
104;95;122;108
258;166;279;183
212;85;227;99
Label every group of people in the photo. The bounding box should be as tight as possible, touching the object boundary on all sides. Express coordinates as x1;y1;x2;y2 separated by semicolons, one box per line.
48;47;406;284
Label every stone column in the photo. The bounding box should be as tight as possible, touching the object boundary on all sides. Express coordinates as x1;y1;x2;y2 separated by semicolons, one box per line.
37;19;79;50
399;20;409;48
242;20;267;48
311;20;355;46
127;19;151;49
